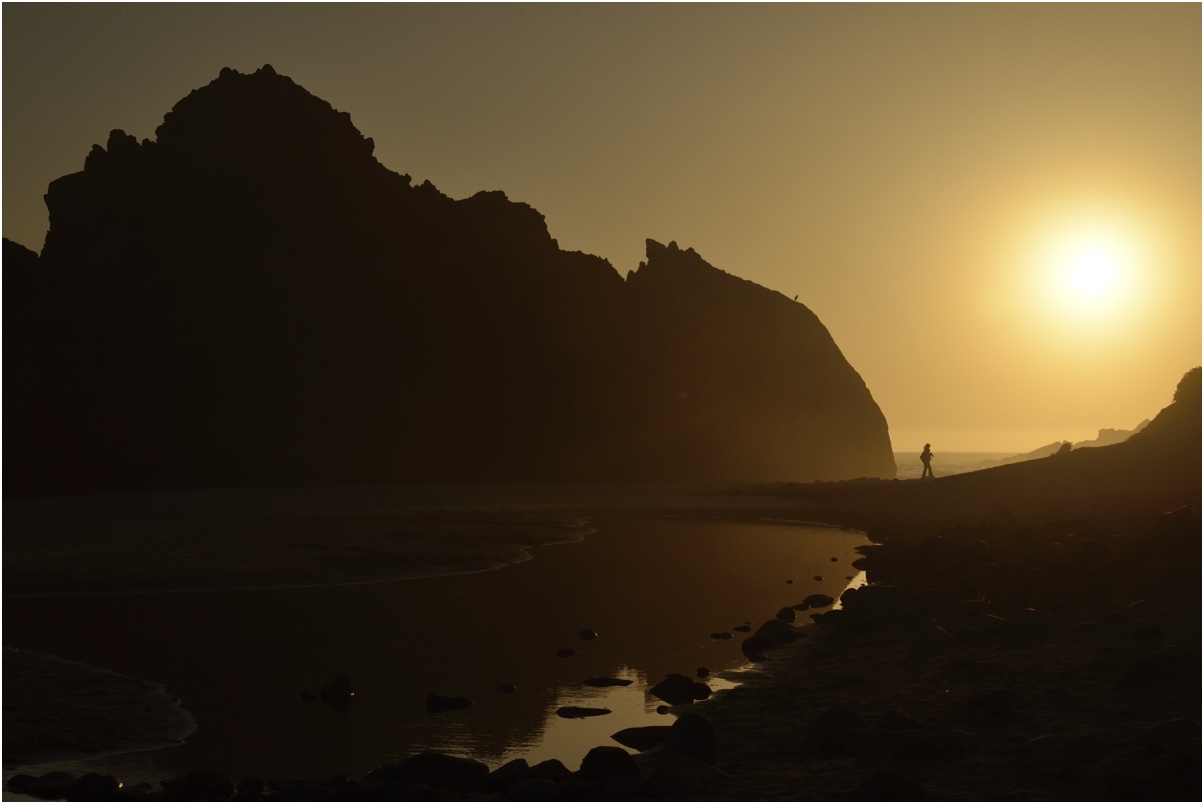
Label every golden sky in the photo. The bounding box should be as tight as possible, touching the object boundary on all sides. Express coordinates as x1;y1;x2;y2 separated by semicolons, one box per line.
4;4;1199;452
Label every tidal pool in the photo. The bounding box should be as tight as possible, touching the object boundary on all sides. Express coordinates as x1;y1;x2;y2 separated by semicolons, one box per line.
3;517;867;784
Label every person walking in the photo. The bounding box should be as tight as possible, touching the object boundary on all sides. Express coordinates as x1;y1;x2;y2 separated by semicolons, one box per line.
920;444;935;479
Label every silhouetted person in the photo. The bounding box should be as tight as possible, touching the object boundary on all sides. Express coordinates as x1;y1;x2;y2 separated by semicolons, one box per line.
920;443;934;479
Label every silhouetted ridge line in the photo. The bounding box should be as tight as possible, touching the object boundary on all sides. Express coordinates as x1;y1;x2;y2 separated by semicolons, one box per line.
6;66;895;496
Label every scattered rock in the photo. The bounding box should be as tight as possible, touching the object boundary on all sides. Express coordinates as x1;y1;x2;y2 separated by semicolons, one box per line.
578;628;597;641
556;706;612;719
582;676;632;687
612;725;674;751
556;648;575;658
495;683;517;694
803;593;835;608
426;693;473;713
696;667;710;678
300;689;315;704
732;624;752;632
711;631;733;639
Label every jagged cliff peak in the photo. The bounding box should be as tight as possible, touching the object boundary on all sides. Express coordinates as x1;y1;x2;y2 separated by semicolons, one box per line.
156;65;381;168
10;68;896;495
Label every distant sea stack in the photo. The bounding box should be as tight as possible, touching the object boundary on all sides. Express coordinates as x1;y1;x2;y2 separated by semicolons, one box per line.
4;65;895;496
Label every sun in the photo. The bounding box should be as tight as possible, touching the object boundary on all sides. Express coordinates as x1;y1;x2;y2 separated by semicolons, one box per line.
1039;229;1133;317
1060;244;1121;304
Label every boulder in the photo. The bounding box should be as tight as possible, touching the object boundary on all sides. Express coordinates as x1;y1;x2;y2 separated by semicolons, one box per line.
646;753;728;798
650;673;702;706
66;774;121;800
364;752;489;795
5;775;36;794
486;758;530;792
23;773;76;800
741;618;795;657
665;712;718;765
776;607;796;623
528;759;573;781
611;725;674;751
839;584;908;616
577;745;640;781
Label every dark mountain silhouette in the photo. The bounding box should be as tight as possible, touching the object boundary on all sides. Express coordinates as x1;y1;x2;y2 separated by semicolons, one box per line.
5;65;895;496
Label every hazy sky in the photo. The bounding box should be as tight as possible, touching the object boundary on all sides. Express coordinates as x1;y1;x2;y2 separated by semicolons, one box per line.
4;4;1200;452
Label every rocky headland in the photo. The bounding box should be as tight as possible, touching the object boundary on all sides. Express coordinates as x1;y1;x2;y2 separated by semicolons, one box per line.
4;65;894;497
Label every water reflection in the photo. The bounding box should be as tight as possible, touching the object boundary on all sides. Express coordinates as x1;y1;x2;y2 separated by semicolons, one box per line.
4;517;867;782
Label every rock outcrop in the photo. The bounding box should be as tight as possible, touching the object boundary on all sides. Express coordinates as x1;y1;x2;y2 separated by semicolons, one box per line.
5;65;895;496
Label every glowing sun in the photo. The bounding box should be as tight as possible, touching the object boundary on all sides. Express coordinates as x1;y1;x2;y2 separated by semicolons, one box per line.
1041;231;1133;317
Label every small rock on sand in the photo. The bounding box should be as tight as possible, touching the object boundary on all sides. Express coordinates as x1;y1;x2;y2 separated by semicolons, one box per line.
582;677;632;687
556;706;611;719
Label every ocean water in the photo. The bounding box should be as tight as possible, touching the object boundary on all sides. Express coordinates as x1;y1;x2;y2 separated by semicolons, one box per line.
893;451;1015;480
4;515;867;785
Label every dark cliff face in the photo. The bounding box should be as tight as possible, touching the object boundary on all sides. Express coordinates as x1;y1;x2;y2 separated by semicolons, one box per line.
6;66;895;495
